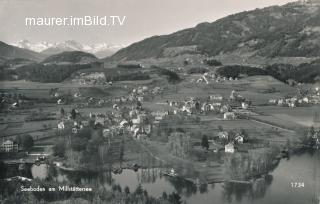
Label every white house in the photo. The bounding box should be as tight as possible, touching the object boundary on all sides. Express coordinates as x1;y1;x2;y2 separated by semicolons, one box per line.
182;106;192;114
218;131;229;140
1;140;18;152
133;128;140;137
235;135;244;144
224;112;236;120
241;102;249;110
58;122;65;130
210;95;223;101
269;99;277;104
113;104;119;110
95;117;105;126
57;99;63;105
120;120;128;128
11;102;18;108
225;143;235;153
137;96;144;102
142;86;148;91
74;92;81;98
132;118;141;125
277;99;284;106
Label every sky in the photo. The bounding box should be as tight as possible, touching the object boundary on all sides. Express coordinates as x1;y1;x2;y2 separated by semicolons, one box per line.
0;0;296;46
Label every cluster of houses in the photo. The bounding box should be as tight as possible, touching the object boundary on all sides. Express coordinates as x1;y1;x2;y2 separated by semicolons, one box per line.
215;130;246;153
166;97;228;116
164;90;250;120
53;83;255;158
191;73;238;84
131;86;163;102
269;95;320;107
57;102;155;141
0;92;29;111
55;85;163;108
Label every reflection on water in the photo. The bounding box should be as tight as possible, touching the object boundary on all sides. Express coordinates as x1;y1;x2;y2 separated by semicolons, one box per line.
221;175;273;203
31;164;48;180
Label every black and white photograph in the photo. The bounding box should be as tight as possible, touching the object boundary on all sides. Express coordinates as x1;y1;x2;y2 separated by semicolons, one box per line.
0;0;320;203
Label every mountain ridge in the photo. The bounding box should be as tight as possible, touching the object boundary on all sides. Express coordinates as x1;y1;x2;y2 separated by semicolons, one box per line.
108;1;320;62
0;41;46;61
42;51;98;64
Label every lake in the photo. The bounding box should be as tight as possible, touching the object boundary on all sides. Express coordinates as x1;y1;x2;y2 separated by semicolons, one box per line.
29;148;320;204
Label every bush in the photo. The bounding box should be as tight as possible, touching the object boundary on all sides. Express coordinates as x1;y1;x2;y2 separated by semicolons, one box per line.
104;68;150;81
205;59;222;66
151;66;181;82
187;67;209;74
16;63;91;83
71;137;87;151
16;135;34;151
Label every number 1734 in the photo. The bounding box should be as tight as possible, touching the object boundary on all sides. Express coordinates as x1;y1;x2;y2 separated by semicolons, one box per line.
291;182;305;188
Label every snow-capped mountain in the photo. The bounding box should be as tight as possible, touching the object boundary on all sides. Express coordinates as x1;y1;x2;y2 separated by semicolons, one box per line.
11;40;54;53
10;40;125;58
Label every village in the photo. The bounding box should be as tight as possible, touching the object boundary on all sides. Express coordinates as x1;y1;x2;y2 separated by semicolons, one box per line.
1;64;320;187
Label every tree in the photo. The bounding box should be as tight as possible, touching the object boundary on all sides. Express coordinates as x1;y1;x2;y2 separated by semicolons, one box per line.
23;135;34;151
201;135;209;150
168;192;182;204
313;112;320;123
91;129;104;145
15;135;23;146
71;137;87;151
134;184;143;195
60;108;65;118
0;161;7;179
16;135;34;151
287;79;297;87
206;59;222;66
53;140;66;157
162;192;168;200
71;109;77;120
124;186;130;195
308;126;315;137
112;184;122;193
240;129;249;141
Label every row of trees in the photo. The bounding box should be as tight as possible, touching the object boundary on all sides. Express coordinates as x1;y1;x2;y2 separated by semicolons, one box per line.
265;61;320;84
15;63;91;83
104;68;150;81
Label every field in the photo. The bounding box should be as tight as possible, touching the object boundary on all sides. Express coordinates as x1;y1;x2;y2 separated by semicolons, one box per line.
255;105;320;127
